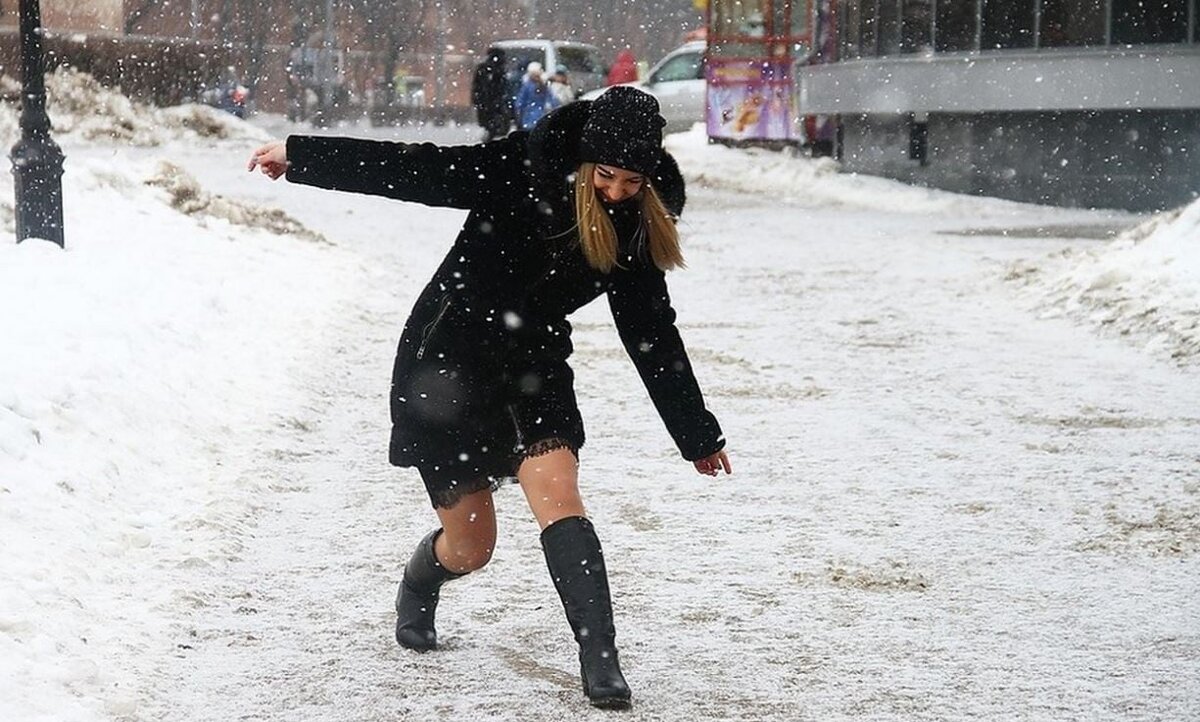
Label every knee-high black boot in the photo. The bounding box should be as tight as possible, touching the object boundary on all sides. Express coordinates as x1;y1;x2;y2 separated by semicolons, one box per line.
395;528;464;651
541;516;632;710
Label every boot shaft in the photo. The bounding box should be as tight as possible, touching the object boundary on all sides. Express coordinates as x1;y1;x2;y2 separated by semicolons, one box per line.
404;528;464;593
395;528;465;652
540;516;617;647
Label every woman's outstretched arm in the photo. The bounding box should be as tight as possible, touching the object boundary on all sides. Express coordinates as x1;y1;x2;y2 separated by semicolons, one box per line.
247;134;524;210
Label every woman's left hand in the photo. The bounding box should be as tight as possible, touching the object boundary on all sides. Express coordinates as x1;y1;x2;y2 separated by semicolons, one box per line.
693;450;732;477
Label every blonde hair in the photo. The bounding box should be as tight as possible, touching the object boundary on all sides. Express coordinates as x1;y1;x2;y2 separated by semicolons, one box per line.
573;162;685;274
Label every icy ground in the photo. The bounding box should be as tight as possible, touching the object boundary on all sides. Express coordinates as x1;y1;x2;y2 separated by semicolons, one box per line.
2;98;1198;721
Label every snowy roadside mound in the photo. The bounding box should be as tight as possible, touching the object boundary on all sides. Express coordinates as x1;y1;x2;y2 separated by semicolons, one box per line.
0;160;351;721
0;67;268;146
146;161;327;244
1007;198;1200;364
665;124;1029;218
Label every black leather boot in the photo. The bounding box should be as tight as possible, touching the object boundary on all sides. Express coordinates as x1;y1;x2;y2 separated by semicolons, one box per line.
395;528;464;651
541;516;632;710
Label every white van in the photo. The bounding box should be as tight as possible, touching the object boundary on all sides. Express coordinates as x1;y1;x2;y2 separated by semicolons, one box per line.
486;39;608;100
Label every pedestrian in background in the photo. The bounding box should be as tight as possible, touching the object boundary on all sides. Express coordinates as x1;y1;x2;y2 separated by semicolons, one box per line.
246;86;731;710
549;67;575;106
606;48;639;86
514;61;558;130
472;48;510;141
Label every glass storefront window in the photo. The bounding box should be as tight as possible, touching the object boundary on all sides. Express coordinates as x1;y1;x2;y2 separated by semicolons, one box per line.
981;0;1036;48
860;0;879;56
1039;0;1105;46
713;0;768;39
900;0;934;53
935;0;978;51
1111;0;1189;44
770;0;810;37
840;0;864;57
831;0;1196;60
879;0;903;54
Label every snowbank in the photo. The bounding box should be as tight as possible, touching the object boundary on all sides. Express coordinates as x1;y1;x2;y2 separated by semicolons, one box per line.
0;126;349;720
1007;198;1200;364
0;68;268;146
665;124;1032;218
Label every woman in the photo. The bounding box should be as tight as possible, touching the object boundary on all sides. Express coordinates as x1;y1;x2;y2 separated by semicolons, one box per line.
247;86;731;710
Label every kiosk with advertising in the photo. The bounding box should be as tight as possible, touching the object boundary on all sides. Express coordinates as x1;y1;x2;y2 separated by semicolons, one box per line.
705;0;811;146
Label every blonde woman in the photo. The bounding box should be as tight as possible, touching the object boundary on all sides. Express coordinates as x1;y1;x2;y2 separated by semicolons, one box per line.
248;86;731;710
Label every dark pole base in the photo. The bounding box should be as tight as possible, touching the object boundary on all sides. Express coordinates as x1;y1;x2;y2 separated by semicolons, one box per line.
11;133;65;246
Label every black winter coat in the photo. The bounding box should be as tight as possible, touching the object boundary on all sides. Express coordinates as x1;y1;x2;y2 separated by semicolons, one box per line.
285;102;724;490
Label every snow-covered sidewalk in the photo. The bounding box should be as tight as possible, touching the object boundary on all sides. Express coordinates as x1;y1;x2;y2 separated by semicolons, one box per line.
2;92;1198;721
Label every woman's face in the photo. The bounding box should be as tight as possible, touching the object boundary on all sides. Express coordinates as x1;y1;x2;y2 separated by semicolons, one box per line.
592;164;645;205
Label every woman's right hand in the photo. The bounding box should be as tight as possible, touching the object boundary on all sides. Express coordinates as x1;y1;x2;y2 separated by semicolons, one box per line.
247;140;288;180
693;450;732;477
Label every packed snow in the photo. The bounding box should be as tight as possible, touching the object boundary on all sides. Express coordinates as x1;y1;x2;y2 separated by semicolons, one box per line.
1;76;1197;721
1007;198;1200;364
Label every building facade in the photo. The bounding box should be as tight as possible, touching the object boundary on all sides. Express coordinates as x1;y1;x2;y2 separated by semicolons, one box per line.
797;0;1200;210
2;2;704;121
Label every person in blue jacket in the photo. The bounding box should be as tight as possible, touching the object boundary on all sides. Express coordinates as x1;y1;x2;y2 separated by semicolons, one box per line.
514;61;559;130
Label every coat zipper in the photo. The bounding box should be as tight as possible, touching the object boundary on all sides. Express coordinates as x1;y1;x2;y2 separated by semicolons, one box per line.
416;295;452;360
506;404;525;447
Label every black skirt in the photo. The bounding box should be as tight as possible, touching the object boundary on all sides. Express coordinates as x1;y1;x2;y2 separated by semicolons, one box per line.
389;342;585;509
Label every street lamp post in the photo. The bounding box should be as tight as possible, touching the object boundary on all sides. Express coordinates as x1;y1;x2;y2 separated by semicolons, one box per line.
10;0;64;246
315;0;336;127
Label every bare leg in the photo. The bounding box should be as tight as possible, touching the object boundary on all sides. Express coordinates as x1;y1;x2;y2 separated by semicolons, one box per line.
395;483;497;651
519;447;632;708
433;484;498;574
517;447;586;529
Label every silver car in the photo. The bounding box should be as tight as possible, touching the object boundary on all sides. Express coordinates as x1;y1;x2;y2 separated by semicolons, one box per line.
581;41;706;134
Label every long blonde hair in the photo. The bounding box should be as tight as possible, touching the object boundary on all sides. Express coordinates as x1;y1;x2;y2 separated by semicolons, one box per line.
573;162;685;273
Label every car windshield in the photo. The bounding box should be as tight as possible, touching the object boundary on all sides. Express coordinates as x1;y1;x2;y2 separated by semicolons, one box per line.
557;47;604;74
500;48;547;77
651;52;704;83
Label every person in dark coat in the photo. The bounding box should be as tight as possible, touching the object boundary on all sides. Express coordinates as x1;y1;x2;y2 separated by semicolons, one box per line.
471;48;510;140
247;86;731;710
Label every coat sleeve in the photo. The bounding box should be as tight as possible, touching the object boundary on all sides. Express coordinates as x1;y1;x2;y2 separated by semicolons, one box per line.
607;266;725;461
284;134;525;209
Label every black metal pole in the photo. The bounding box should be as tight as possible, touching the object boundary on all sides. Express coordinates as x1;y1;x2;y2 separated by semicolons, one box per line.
10;0;65;247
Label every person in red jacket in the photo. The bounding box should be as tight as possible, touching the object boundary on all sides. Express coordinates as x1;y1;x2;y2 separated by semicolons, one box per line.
606;48;638;86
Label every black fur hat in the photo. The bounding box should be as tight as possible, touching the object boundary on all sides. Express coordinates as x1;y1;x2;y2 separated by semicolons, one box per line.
577;86;666;176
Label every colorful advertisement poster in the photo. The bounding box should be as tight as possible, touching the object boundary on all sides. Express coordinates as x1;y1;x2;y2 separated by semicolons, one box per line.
706;58;797;142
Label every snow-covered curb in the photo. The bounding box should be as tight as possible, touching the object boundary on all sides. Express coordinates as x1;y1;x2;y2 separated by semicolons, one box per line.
1007;198;1200;364
665;124;1036;218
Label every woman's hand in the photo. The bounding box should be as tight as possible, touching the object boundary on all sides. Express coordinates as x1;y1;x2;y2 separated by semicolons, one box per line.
693;450;732;477
247;140;288;180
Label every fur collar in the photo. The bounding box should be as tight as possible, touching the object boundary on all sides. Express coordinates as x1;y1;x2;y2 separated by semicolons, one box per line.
525;101;687;218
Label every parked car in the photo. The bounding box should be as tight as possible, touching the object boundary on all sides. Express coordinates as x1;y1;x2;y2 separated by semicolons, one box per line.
580;41;706;134
486;39;608;103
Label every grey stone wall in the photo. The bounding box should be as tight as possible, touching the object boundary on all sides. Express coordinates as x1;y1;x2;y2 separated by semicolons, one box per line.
838;110;1200;211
